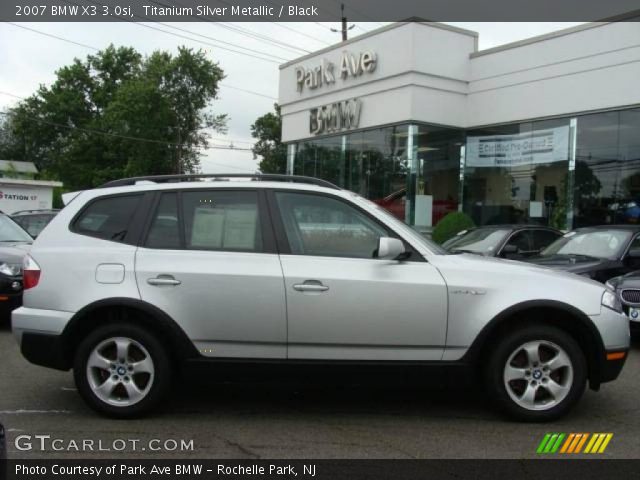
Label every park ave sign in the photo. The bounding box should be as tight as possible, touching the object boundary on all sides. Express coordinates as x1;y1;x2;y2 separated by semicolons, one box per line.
295;51;377;92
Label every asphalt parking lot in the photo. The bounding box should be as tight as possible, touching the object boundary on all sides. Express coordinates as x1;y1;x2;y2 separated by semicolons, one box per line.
1;323;639;460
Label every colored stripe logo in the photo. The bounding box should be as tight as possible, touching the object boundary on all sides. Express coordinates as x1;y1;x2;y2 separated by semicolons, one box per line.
537;433;613;454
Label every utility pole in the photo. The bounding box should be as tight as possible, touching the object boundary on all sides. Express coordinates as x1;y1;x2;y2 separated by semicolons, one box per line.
330;3;355;41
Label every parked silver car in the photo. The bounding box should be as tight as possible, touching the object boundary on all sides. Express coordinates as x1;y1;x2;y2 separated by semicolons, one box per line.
11;174;630;421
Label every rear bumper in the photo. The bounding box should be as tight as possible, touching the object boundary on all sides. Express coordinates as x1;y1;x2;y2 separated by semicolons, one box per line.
20;331;70;370
12;307;74;370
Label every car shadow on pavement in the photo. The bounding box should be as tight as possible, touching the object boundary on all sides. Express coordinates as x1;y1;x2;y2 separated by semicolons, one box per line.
168;367;494;421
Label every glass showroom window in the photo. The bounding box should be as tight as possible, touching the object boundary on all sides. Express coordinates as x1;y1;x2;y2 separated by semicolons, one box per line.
412;124;465;228
463;118;574;229
574;108;640;227
291;125;411;222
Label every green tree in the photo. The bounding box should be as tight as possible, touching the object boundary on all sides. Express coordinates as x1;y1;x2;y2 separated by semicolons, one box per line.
431;211;475;244
0;45;227;190
251;103;286;174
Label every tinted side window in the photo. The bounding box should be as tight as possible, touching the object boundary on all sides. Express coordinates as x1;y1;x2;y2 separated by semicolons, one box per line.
275;192;388;259
146;193;180;249
627;235;640;251
182;191;262;252
505;231;532;252
532;230;561;251
73;195;142;242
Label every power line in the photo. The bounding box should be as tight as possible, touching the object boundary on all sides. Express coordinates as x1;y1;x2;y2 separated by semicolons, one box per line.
130;22;283;63
217;22;312;55
144;0;310;56
218;84;276;100
2;24;278;101
6;23;99;51
67;0;292;63
270;23;332;47
0;110;253;151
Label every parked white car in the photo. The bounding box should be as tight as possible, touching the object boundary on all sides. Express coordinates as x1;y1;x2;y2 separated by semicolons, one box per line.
12;174;630;421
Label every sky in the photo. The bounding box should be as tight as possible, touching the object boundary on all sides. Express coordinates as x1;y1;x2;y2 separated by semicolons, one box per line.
0;21;582;173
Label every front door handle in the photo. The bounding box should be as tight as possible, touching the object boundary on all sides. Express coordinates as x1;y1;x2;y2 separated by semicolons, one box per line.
293;280;329;292
147;275;181;286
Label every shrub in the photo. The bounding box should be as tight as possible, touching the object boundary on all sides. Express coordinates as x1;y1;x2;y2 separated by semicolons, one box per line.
431;212;475;244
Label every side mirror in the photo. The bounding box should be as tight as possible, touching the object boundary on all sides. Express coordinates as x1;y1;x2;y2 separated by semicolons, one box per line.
502;244;519;255
376;237;409;261
628;249;640;259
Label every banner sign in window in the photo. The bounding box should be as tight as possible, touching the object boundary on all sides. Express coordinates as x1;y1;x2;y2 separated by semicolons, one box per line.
466;126;569;168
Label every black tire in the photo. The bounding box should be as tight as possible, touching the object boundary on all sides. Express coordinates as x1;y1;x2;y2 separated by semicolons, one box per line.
485;324;587;422
73;323;172;418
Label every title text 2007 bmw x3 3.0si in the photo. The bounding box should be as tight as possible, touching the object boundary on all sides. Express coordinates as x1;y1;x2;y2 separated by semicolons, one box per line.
12;174;630;421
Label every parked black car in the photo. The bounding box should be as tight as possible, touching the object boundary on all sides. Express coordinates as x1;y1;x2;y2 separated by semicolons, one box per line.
442;224;563;259
0;214;32;320
605;271;640;327
524;226;640;283
11;209;60;238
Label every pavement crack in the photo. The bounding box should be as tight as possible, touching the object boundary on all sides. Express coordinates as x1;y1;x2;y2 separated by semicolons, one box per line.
222;438;261;459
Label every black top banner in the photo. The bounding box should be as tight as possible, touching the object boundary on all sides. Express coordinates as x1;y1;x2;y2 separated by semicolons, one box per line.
2;0;640;22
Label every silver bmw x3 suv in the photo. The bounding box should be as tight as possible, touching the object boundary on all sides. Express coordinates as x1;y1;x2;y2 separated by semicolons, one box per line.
12;174;630;421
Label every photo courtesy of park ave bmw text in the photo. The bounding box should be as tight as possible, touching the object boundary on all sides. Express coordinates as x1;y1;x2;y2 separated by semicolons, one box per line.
0;1;640;479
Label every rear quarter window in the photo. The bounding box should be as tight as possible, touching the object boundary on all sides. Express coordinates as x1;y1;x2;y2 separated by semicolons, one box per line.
72;194;142;243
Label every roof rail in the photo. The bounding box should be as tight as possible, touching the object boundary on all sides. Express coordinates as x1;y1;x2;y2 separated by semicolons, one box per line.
100;173;341;190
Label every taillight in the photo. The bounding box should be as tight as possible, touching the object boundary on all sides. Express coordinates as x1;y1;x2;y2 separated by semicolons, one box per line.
23;254;41;290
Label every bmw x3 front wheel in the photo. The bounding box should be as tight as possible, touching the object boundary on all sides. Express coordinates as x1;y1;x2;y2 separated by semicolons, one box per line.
485;325;587;422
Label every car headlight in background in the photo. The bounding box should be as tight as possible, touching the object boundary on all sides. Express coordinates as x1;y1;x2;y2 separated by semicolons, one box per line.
602;290;622;313
0;263;22;276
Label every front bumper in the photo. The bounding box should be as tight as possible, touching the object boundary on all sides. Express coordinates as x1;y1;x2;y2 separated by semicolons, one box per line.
589;307;630;352
0;275;23;317
587;306;629;387
598;349;628;384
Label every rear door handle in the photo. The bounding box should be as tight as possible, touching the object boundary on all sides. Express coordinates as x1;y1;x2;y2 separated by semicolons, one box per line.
293;280;329;292
147;275;181;286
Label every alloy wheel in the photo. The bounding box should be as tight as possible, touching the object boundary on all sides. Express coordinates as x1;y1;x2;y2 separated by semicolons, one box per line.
86;337;155;407
503;340;573;411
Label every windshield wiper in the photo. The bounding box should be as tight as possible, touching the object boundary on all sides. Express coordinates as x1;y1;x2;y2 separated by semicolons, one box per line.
546;253;601;261
0;239;31;243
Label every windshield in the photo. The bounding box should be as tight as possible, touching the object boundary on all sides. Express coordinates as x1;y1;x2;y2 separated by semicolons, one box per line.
12;213;56;238
350;193;447;254
0;214;33;243
540;230;632;259
443;228;511;254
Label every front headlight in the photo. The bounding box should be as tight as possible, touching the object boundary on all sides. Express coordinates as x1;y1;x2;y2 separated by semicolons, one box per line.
602;290;622;313
0;262;22;276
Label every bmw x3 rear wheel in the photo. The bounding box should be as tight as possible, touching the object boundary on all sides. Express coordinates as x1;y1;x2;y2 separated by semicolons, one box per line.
486;325;587;422
74;324;171;418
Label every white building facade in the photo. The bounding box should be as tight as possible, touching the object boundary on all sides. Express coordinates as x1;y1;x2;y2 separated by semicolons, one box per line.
278;21;640;229
0;160;62;214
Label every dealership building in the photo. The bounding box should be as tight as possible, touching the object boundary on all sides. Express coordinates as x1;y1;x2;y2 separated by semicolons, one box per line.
278;21;640;230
